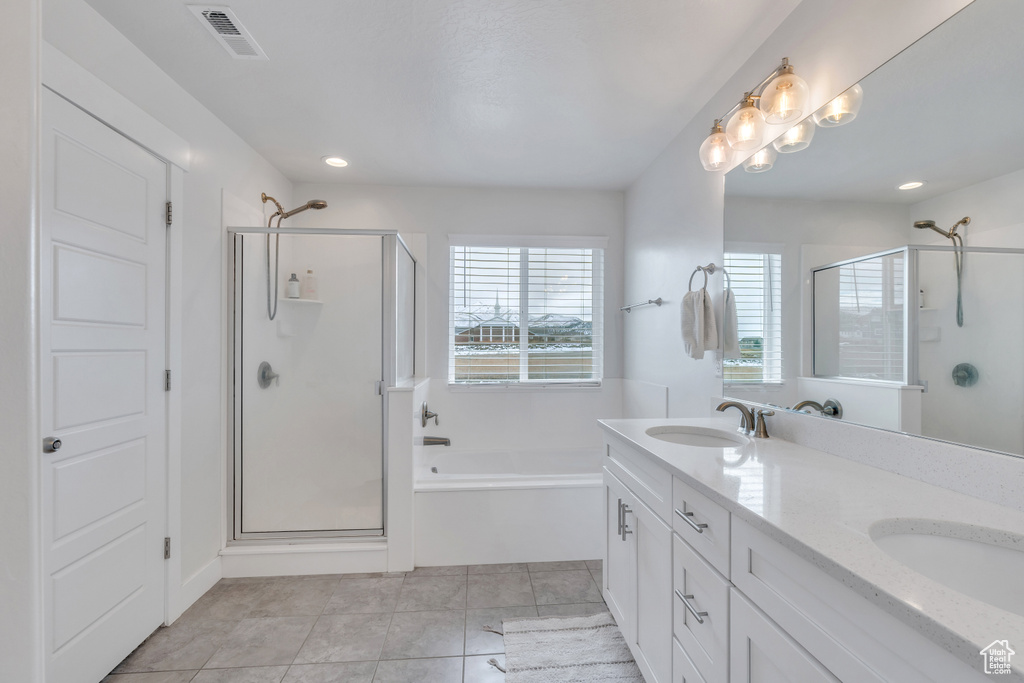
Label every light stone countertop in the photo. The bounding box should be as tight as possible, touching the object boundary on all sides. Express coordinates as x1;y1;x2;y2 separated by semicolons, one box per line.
598;417;1024;678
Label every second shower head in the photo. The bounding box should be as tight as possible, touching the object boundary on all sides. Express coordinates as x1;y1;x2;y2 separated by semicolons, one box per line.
913;217;970;239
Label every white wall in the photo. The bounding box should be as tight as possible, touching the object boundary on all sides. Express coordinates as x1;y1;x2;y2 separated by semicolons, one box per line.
0;1;43;681
623;0;972;418
43;0;294;590
724;196;909;406
294;183;625;452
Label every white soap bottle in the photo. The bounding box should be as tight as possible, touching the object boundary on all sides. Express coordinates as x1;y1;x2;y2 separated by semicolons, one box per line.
286;273;301;299
301;269;318;300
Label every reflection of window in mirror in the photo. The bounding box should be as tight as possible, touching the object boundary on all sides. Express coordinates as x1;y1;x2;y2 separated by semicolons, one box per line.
723;251;782;386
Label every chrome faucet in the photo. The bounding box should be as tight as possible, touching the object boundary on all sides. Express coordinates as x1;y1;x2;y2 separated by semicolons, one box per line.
793;400;824;414
423;436;450;447
716;401;754;434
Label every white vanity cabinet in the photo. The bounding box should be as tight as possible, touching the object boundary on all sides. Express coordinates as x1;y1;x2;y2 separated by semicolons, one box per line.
603;440;673;683
599;426;992;683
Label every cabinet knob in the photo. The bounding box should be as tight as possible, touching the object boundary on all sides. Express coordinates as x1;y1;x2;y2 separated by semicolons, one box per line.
43;437;62;453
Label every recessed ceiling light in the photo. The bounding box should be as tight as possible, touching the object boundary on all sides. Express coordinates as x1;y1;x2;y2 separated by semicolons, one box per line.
897;181;925;190
322;156;349;167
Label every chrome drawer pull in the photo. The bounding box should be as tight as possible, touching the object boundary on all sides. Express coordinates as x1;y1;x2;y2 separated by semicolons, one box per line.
675;589;708;624
621;505;633;541
675;508;708;534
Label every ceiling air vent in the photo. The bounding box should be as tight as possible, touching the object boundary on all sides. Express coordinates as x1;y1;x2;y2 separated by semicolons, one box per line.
187;5;268;60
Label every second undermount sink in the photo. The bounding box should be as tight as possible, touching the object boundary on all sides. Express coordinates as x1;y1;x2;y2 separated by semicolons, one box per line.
871;519;1024;617
645;425;749;448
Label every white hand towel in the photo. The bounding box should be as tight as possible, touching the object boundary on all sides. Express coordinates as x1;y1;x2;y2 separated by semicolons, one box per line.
701;288;719;353
682;289;718;360
721;288;740;358
681;290;702;359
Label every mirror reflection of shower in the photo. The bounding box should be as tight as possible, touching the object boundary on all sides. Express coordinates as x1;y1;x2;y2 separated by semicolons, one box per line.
913;216;970;327
261;193;328;320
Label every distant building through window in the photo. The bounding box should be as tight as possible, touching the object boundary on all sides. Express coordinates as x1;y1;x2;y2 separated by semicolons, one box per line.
449;244;603;385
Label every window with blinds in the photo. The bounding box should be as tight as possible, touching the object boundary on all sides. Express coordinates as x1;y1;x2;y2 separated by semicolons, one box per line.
814;251;905;381
723;252;782;385
450;245;603;385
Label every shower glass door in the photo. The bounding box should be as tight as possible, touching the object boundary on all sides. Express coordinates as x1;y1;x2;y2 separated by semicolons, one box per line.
232;231;384;538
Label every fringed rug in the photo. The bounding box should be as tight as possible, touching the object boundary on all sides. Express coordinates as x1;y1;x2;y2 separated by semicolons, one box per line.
496;612;644;682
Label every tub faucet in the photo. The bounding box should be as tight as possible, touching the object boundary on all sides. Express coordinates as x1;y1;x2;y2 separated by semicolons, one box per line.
716;401;754;434
423;436;450;447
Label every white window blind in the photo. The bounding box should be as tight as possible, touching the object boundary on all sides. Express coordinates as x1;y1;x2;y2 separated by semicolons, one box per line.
723;252;782;385
835;253;905;381
449;245;603;385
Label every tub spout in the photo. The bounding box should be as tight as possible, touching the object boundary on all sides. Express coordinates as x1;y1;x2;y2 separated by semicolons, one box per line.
423;436;451;447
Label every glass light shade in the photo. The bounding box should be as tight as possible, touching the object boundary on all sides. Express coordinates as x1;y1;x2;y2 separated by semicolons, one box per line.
699;129;733;172
772;117;815;153
743;146;777;173
725;102;765;152
760;70;810;124
813;83;864;127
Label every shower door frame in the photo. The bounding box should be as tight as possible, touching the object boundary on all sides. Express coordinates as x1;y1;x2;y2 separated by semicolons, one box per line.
226;227;416;543
811;244;1024;388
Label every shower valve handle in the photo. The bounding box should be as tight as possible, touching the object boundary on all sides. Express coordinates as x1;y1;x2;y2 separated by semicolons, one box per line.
421;402;439;428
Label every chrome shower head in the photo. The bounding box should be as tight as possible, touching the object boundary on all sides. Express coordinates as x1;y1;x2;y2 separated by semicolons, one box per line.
279;199;328;219
913;217;970;239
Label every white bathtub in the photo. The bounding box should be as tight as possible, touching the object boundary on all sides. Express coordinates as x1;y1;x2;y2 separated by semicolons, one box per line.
413;447;604;566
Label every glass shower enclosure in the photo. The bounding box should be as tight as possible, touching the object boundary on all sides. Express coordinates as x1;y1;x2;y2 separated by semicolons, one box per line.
812;245;1024;454
229;227;415;541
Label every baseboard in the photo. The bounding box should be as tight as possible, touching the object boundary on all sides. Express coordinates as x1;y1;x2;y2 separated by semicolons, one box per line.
170;556;222;624
219;541;389;577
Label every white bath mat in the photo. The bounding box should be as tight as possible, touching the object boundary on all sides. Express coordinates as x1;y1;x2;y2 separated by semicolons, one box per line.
498;612;644;682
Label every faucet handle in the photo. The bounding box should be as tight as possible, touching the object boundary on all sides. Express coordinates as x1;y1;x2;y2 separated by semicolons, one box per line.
421;402;439;427
754;409;774;439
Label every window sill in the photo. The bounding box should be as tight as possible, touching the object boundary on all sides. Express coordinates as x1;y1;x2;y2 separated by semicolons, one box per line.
447;381;603;393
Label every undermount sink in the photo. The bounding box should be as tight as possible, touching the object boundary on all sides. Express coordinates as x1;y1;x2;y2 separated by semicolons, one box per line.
870;519;1024;617
645;425;749;448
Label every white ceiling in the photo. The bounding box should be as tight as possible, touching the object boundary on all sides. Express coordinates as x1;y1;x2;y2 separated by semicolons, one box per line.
81;0;800;189
726;0;1024;204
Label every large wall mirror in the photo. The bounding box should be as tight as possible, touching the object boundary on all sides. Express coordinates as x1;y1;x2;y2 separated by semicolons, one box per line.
722;0;1024;457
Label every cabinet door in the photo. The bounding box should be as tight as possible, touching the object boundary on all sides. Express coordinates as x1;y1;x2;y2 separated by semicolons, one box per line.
632;494;673;683
730;590;839;683
604;470;637;643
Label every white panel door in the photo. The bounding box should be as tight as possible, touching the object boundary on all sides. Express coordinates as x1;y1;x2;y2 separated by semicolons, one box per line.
41;89;169;683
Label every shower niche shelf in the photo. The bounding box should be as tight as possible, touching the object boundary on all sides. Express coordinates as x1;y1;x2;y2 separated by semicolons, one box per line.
279;298;323;305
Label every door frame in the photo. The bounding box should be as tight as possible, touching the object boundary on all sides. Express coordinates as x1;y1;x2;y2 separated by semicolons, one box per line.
42;43;191;623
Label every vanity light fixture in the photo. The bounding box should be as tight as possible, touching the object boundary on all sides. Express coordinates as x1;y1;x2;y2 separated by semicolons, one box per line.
700;58;809;172
813;83;864;127
898;181;926;190
322;156;349;167
743;145;777;173
698;57;865;173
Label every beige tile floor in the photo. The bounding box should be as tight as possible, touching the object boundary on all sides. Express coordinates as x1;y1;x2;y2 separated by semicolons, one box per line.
103;560;606;683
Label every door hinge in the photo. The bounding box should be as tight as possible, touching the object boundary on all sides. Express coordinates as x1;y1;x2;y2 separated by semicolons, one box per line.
165;369;171;391
165;201;173;227
164;537;171;560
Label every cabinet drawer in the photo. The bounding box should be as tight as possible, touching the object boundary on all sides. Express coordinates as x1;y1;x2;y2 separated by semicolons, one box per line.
674;637;709;683
605;437;672;521
673;476;730;578
673;533;729;683
730;588;839;683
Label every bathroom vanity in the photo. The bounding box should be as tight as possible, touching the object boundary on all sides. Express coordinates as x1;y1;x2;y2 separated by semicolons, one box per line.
599;417;1024;683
